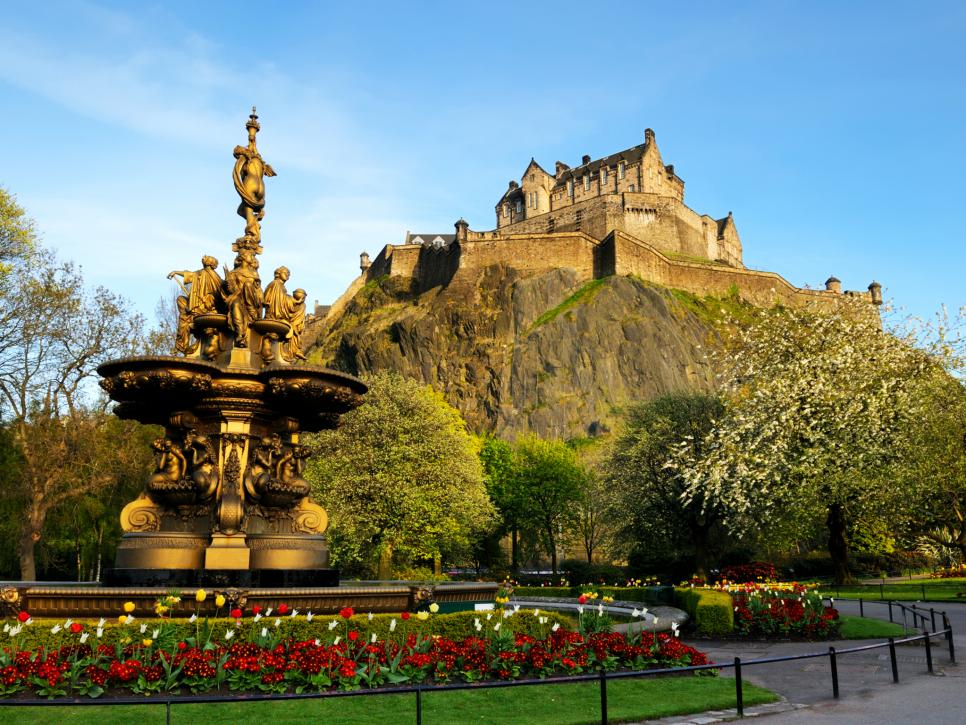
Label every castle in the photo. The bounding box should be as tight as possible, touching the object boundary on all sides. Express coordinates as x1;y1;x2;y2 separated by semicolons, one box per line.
322;130;880;320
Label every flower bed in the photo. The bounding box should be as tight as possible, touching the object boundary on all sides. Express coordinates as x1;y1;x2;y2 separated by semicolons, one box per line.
718;562;779;583
1;603;710;698
725;583;839;639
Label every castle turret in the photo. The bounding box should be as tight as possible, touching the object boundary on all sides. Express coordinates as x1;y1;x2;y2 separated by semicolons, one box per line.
359;251;371;273
868;281;883;305
825;276;842;293
455;218;468;242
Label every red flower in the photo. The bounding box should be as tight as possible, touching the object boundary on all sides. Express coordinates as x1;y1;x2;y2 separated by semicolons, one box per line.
340;607;355;619
230;608;243;619
177;642;187;651
17;611;29;623
277;604;290;615
252;605;262;615
348;630;359;642
577;595;588;605
401;612;411;620
69;622;83;634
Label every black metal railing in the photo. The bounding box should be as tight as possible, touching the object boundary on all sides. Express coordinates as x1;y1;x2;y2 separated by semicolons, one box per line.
0;599;955;725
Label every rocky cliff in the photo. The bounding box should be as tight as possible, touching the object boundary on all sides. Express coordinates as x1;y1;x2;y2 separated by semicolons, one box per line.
308;266;723;438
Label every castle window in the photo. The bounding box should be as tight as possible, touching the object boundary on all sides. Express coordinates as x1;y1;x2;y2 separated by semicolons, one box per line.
575;210;583;231
602;167;609;185
618;161;626;179
567;178;574;198
547;217;555;232
629;184;635;192
515;200;522;214
583;174;590;191
503;204;509;218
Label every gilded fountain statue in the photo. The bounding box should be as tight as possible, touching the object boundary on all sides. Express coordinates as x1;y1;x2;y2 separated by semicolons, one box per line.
97;108;366;587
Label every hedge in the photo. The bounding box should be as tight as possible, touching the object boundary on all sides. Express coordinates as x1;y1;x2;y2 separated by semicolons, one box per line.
674;588;734;636
5;610;577;652
514;585;675;605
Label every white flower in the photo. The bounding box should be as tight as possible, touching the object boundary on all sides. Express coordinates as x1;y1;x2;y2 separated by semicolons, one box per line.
266;608;273;616
9;625;21;636
597;603;604;615
671;622;680;637
306;612;314;622
538;617;548;625
51;624;62;634
254;613;263;622
328;620;339;631
493;622;501;632
485;612;493;621
274;618;281;628
314;638;321;646
96;627;104;638
126;616;136;624
189;614;198;623
577;605;584;614
368;612;374;621
474;620;482;631
64;618;73;629
551;623;560;632
97;618;106;628
389;618;397;632
139;623;148;634
333;636;341;645
370;633;377;644
261;627;268;638
512;604;520;614
631;608;640;618
290;609;299;618
152;628;160;639
502;609;512;619
79;632;89;644
533;608;540;618
24;618;32;626
2;623;8;634
225;629;235;640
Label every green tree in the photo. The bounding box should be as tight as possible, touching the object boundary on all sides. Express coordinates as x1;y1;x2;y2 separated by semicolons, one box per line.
479;434;523;570
307;372;495;578
0;193;147;580
0;186;35;276
679;300;947;584
606;393;729;579
510;435;588;574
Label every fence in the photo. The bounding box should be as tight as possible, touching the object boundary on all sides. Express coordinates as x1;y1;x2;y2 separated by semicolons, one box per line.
0;599;955;725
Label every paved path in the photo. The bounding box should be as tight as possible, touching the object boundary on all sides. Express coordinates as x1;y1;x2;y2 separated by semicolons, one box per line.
641;599;966;724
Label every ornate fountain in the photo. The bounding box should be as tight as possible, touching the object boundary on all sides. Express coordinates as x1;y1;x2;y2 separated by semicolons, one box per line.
1;110;498;617
98;108;365;587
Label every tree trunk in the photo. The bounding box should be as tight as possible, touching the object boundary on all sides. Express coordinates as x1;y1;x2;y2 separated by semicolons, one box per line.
19;529;38;581
377;543;393;580
433;553;442;576
691;524;711;581
511;528;518;571
827;503;854;585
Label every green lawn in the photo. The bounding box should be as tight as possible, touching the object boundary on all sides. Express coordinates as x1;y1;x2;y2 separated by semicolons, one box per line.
825;580;966;602
838;614;907;639
0;676;777;725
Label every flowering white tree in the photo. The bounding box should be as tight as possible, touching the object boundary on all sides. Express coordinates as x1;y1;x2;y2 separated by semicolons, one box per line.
678;299;958;583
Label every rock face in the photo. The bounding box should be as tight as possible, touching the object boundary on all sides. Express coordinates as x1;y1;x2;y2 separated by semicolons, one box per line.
309;266;717;438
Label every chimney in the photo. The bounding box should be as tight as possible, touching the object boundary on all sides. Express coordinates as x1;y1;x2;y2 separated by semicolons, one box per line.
582;154;591;165
645;128;655;143
825;276;842;293
555;161;570;178
508;180;518;190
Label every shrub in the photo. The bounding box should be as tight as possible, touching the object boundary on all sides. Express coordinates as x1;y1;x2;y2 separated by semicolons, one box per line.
674;588;734;636
514;586;674;606
560;559;627;586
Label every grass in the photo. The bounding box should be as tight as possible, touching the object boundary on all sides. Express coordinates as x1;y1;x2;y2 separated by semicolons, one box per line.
663;284;756;328
0;676;777;725
838;614;907;639
529;278;608;331
825;580;966;602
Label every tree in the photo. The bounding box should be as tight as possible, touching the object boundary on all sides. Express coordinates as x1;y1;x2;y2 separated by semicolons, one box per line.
0;187;35;276
0;192;148;579
679;300;942;584
307;372;495;578
479;434;523;570
510;435;587;574
606;393;730;579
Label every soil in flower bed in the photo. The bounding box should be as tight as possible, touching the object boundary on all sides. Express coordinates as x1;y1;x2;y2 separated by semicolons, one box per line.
0;677;779;725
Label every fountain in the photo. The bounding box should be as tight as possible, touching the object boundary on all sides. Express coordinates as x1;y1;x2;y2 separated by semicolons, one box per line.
2;110;497;618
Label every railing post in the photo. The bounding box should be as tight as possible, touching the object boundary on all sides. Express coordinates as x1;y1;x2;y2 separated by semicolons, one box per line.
735;656;744;717
930;608;937;633
599;668;608;725
944;613;956;664
888;637;899;683
924;630;934;674
829;647;840;699
902;607;907;632
880;582;884;600
888;601;893;623
416;685;423;725
859;598;864;618
166;701;172;725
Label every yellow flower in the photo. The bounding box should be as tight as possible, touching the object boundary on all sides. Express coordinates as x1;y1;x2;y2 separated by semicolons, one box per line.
141;638;153;647
117;615;127;624
416;611;429;621
195;589;207;603
215;594;226;608
429;603;439;613
123;601;136;613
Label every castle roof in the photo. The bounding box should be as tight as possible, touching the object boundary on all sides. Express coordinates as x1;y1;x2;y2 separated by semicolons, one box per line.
552;136;683;188
406;233;456;247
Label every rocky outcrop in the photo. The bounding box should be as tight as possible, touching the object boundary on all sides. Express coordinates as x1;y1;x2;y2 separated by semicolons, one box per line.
308;265;719;438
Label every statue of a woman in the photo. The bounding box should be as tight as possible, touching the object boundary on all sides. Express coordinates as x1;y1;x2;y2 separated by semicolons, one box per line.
223;247;263;348
232;108;275;243
168;255;222;354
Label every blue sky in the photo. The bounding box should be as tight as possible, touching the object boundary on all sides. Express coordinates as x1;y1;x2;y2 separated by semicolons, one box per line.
2;1;964;326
